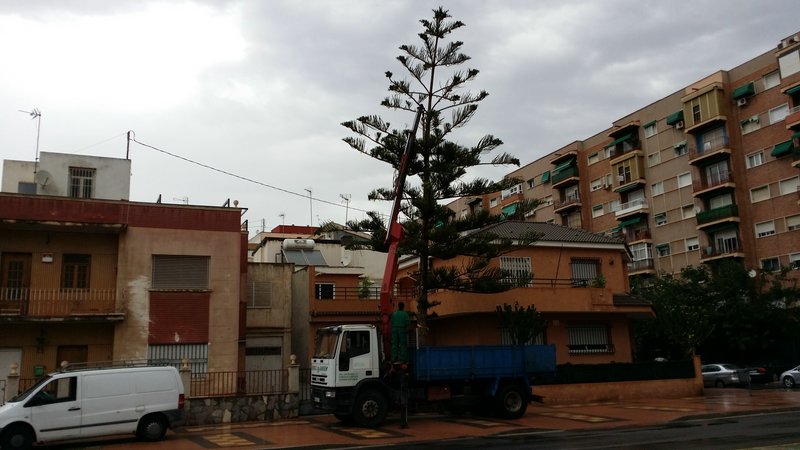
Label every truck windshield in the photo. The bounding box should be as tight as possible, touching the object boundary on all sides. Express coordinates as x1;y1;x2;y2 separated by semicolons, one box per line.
314;329;340;359
9;374;52;403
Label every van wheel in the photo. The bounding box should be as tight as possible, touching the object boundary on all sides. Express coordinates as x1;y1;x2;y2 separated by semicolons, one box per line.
0;424;34;450
137;415;168;441
495;384;528;419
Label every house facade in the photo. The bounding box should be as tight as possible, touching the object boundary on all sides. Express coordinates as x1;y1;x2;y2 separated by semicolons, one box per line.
0;152;246;382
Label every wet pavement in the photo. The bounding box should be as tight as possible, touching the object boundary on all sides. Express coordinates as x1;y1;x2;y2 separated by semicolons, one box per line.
42;387;800;449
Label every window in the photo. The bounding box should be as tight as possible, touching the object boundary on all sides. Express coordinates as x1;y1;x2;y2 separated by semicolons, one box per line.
543;195;553;206
651;181;664;196
790;253;800;269
699;126;726;151
62;254;90;289
247;281;272;308
746;151;764;168
570;259;599;286
756;221;776;238
713;229;739;254
740;115;760;134
148;343;208;373
527;178;535;189
647;152;661;167
36;377;78;404
761;257;780;272
674;141;688;157
677;172;691;188
644;122;657;138
763;71;781;90
567;325;612;354
750;185;770;203
608;199;621;212
692;105;701;123
685;237;699;252
630;243;652;261
592;204;604;218
501;329;544;345
615;161;634;184
342;330;371;358
490;198;498;208
787;214;800;231
152;255;209;290
566;211;581;228
500;256;532;287
779;176;800;195
779;49;800;78
69;167;96;199
682;205;696;219
769;104;789;124
655;212;667;226
591;178;603;191
315;283;335;299
656;243;670;257
588;152;599;165
709;193;732;209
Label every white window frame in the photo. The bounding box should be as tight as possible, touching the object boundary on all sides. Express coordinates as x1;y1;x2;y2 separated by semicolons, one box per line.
247;281;272;308
741;115;761;134
588;152;599;165
769;103;789;124
789;253;800;269
750;185;770;203
746;151;764;168
656;243;670;257
763;70;780;90
654;212;667;226
682;205;696;219
651;181;664;196
779;176;800;195
644;122;657;138
500;256;532;287
590;178;603;191
755;221;776;238
647;152;661;167
592;204;604;218
490;198;498;208
761;257;780;272
677;172;692;188
787;214;800;231
685;237;699;252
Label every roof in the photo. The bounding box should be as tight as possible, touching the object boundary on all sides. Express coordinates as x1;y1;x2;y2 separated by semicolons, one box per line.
475;221;625;246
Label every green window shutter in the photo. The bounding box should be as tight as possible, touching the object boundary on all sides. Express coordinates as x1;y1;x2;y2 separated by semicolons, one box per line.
666;110;684;125
541;171;551;183
643;120;657;128
732;82;755;100
501;203;519;218
786;85;800;95
618;216;642;228
771;140;793;157
553;158;576;174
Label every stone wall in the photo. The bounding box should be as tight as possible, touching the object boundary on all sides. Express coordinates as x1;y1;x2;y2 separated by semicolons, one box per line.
185;393;299;426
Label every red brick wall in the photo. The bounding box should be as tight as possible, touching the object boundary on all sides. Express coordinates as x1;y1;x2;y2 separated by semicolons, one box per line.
149;292;210;344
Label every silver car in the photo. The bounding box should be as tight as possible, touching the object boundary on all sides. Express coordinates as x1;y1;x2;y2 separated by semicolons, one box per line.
780;365;800;387
701;363;751;388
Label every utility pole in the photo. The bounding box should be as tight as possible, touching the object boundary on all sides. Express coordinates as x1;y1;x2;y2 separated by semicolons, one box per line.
304;188;313;226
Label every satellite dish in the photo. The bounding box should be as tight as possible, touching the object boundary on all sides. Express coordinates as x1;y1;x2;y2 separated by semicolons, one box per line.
341;249;352;266
748;269;757;278
34;170;52;189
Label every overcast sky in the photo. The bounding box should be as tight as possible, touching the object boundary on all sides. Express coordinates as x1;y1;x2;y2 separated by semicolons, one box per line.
1;1;798;236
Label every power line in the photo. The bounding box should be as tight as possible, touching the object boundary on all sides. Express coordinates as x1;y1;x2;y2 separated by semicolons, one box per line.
130;135;380;217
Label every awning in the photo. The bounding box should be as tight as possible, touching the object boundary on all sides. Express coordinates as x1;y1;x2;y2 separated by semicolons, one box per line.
666;110;684;125
618;216;642;228
541;170;551;183
606;133;633;149
674;140;687;149
655;243;669;250
732;82;755;100
614;182;640;194
793;131;800;139
501;202;518;218
786;85;800;95
772;140;793;157
643;120;657;128
552;158;576;173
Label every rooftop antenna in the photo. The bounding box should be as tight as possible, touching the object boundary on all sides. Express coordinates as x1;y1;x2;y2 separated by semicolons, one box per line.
340;193;351;225
19;108;42;173
304;188;313;226
173;196;188;205
279;212;285;226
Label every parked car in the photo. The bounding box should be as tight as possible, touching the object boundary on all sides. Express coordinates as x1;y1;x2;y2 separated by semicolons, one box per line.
701;363;751;388
780;365;800;388
745;366;771;384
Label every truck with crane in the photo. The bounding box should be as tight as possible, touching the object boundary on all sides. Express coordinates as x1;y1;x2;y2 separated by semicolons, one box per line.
310;107;556;427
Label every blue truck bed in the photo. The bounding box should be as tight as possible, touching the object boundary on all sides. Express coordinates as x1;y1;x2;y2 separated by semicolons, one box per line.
411;344;556;382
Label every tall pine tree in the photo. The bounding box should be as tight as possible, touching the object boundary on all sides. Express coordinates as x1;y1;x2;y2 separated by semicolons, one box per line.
336;7;540;343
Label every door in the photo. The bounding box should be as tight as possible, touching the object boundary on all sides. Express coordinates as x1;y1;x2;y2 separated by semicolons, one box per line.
1;253;31;314
28;375;81;441
0;348;23;382
57;345;88;368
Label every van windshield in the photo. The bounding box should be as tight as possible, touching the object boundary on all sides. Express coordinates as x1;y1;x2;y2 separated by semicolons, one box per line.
9;375;52;402
314;328;341;359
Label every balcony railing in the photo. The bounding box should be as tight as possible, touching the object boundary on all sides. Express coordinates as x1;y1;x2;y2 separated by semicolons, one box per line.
628;259;655;272
693;169;733;192
696;204;739;225
551;166;579;185
623;228;651;243
554;194;580;211
314;287;417;301
702;241;743;258
609;140;641;159
689;136;729;160
0;288;118;316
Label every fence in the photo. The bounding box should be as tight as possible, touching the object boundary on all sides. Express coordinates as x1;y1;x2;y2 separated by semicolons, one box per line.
190;369;286;398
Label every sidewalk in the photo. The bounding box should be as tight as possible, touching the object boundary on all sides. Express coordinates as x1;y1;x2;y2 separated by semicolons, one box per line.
100;387;800;449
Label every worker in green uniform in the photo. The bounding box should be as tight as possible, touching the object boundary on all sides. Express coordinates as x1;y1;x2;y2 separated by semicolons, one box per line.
391;302;410;362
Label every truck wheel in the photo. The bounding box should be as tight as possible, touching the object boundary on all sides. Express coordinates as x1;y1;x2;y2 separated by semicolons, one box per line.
0;424;34;450
353;389;388;427
495;384;528;419
137;414;168;441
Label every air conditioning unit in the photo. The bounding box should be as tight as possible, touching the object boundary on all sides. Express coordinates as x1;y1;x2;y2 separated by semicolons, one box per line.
737;98;748;107
778;41;786;50
675;120;684;129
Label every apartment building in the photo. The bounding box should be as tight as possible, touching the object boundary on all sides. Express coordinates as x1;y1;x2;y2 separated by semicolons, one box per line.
450;32;800;279
0;152;247;381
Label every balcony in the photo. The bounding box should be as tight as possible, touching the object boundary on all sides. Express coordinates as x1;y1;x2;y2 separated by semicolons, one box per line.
553;194;581;213
615;199;649;219
628;258;655;275
692;170;735;197
551;165;579;187
0;288;123;321
696;204;739;229
786;105;800;130
689;137;731;165
700;241;745;262
623;228;651;244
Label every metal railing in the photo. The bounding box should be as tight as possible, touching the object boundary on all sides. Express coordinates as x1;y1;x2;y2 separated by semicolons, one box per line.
315;287;417;301
190;369;287;398
0;288;117;316
554;194;580;210
696;204;739;225
618;199;647;212
628;259;655;272
693;169;733;191
689;135;729;159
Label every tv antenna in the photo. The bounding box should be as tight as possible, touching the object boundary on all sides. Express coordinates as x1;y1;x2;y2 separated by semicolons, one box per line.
340;193;351;225
304;188;313;226
279;212;285;225
19;108;42;173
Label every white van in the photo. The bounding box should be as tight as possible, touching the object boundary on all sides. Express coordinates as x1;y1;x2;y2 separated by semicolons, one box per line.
0;364;185;449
